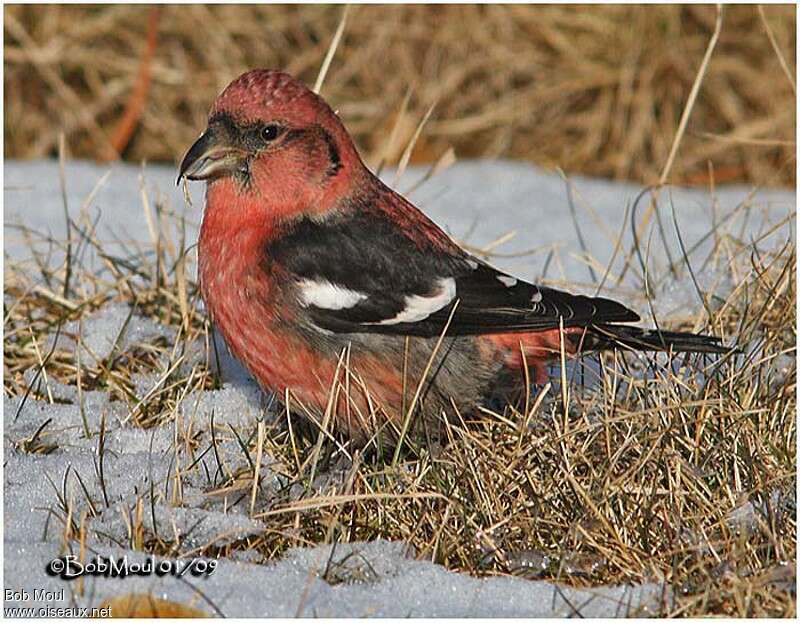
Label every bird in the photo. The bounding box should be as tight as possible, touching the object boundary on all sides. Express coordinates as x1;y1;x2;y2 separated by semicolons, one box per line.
178;69;728;449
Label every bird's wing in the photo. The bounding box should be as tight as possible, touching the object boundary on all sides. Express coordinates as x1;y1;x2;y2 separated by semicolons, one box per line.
267;211;640;337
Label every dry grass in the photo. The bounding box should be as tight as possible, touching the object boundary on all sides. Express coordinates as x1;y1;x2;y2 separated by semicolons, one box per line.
4;4;796;187
4;157;795;616
4;161;215;431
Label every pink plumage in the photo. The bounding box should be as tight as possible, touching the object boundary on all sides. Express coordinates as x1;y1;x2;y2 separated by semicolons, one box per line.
179;69;727;448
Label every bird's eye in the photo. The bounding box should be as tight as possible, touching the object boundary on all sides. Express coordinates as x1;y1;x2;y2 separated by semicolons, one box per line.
261;124;280;142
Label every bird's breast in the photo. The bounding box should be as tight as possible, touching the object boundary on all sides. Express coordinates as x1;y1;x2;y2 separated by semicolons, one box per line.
197;210;331;395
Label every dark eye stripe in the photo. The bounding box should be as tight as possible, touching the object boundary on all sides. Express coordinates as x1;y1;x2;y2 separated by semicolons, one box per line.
319;128;342;176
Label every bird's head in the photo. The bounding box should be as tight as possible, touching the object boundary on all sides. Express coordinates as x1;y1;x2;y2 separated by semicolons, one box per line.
178;70;364;218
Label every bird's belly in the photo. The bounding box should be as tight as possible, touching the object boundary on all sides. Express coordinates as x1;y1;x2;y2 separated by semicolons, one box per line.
199;237;509;445
197;248;390;437
199;251;322;400
202;276;497;443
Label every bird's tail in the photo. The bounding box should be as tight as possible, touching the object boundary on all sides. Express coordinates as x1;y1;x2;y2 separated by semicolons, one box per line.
586;324;732;354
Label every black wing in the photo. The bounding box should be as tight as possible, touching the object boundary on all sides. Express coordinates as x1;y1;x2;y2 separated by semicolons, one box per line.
267;211;640;337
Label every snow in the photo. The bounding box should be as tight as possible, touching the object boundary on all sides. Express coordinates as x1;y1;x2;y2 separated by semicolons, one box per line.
4;158;795;616
5;540;669;617
50;303;174;364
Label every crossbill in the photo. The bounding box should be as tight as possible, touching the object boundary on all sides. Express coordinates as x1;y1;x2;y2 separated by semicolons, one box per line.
179;70;726;448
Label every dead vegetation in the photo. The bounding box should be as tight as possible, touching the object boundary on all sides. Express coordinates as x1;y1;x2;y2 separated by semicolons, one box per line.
4;4;796;186
4;153;795;616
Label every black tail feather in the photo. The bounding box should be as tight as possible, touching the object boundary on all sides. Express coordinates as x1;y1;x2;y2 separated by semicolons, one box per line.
587;324;732;354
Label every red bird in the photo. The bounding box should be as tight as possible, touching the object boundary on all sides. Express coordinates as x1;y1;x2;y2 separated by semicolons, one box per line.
179;69;726;448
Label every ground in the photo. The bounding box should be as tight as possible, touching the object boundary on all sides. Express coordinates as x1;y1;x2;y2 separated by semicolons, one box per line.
3;159;796;617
